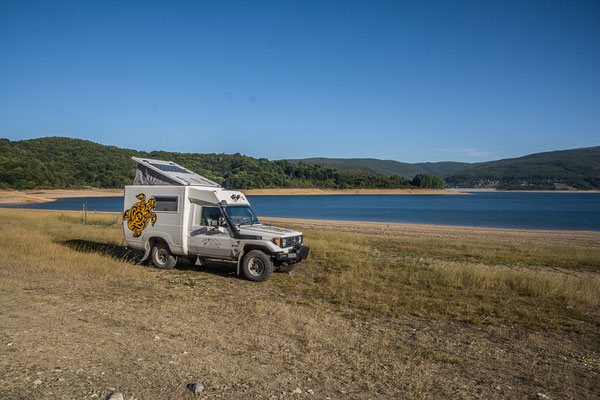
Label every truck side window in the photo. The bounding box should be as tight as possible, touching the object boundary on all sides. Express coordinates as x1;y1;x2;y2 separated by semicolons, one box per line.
153;196;178;212
200;207;227;227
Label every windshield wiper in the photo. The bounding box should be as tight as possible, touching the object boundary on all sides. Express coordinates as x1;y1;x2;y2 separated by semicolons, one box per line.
239;220;259;226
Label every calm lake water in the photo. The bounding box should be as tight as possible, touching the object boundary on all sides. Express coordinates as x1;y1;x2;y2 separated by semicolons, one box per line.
2;192;600;231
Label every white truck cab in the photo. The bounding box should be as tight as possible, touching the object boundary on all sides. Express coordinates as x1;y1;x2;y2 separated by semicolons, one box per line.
123;157;309;281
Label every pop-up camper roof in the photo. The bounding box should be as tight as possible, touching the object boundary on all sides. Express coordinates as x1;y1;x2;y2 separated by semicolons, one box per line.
132;157;221;187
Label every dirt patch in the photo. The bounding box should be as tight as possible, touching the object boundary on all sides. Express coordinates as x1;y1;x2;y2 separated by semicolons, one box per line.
2;265;598;400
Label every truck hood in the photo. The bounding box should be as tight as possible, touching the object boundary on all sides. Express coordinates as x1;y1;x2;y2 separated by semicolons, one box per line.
237;224;301;239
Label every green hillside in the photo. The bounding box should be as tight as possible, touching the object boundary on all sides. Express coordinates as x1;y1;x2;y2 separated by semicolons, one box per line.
3;137;595;191
0;137;416;190
287;157;474;179
445;147;600;190
289;147;600;190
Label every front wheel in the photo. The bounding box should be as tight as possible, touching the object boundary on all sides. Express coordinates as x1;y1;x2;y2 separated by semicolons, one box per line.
151;242;177;270
242;250;273;282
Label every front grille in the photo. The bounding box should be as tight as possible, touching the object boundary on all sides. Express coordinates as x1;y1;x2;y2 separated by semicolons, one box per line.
282;235;302;248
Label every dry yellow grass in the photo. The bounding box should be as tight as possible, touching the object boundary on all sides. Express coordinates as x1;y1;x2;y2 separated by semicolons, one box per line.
0;211;138;288
276;230;599;330
1;209;599;399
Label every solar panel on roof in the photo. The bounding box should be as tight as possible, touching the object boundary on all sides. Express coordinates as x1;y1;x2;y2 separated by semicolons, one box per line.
149;163;189;173
132;156;220;187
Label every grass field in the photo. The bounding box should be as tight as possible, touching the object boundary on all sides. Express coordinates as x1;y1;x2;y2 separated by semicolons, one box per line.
1;209;599;399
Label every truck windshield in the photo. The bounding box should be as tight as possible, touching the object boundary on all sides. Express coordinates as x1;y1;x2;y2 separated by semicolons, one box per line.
225;205;260;226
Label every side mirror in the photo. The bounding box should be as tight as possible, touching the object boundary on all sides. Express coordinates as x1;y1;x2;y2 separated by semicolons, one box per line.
217;226;228;234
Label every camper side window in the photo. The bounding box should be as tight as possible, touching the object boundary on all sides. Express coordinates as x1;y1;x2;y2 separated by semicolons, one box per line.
153;196;178;212
200;207;227;227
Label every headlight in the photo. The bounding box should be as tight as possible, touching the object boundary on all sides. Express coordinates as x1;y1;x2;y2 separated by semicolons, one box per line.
276;236;302;248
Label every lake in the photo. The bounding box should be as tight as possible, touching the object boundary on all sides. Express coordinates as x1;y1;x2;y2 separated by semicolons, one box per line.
2;192;599;231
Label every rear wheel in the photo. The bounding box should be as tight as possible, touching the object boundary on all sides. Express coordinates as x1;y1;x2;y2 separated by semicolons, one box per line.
151;242;177;270
242;250;273;282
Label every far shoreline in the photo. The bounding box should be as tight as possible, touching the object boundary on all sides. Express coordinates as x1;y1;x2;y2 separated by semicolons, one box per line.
0;187;463;204
448;188;600;193
242;188;462;196
1;186;599;205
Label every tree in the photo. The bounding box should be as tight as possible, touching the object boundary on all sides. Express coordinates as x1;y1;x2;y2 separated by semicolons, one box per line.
411;173;446;189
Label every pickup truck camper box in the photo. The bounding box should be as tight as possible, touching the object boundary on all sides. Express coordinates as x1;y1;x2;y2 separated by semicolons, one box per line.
123;157;309;281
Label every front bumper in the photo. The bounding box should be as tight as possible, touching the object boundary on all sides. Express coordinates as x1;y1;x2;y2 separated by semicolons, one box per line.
275;245;310;263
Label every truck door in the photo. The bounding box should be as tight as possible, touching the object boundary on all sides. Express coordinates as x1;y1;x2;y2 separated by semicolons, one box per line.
188;205;233;258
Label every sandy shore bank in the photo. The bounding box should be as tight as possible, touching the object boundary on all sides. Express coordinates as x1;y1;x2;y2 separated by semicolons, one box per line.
0;189;124;204
243;188;462;195
449;188;600;193
0;187;462;204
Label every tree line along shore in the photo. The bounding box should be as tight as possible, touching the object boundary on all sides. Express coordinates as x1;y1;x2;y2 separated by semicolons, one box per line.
0;137;446;191
3;137;598;192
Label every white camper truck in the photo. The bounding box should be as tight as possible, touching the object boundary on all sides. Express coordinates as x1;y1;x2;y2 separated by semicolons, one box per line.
123;157;309;282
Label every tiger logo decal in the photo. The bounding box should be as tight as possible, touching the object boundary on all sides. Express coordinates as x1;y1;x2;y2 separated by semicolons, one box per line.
123;193;157;237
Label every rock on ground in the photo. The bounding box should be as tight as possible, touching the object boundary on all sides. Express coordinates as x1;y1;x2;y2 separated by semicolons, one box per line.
189;382;204;395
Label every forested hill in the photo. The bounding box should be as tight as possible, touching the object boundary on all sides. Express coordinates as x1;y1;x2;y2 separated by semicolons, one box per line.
286;157;475;179
290;147;600;190
0;137;417;190
445;146;600;190
4;137;595;191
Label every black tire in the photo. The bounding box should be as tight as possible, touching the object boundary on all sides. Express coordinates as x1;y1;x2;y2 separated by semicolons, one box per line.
242;250;273;282
151;242;177;270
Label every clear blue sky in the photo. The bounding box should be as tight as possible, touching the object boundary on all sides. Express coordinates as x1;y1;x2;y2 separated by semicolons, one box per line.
1;0;598;163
